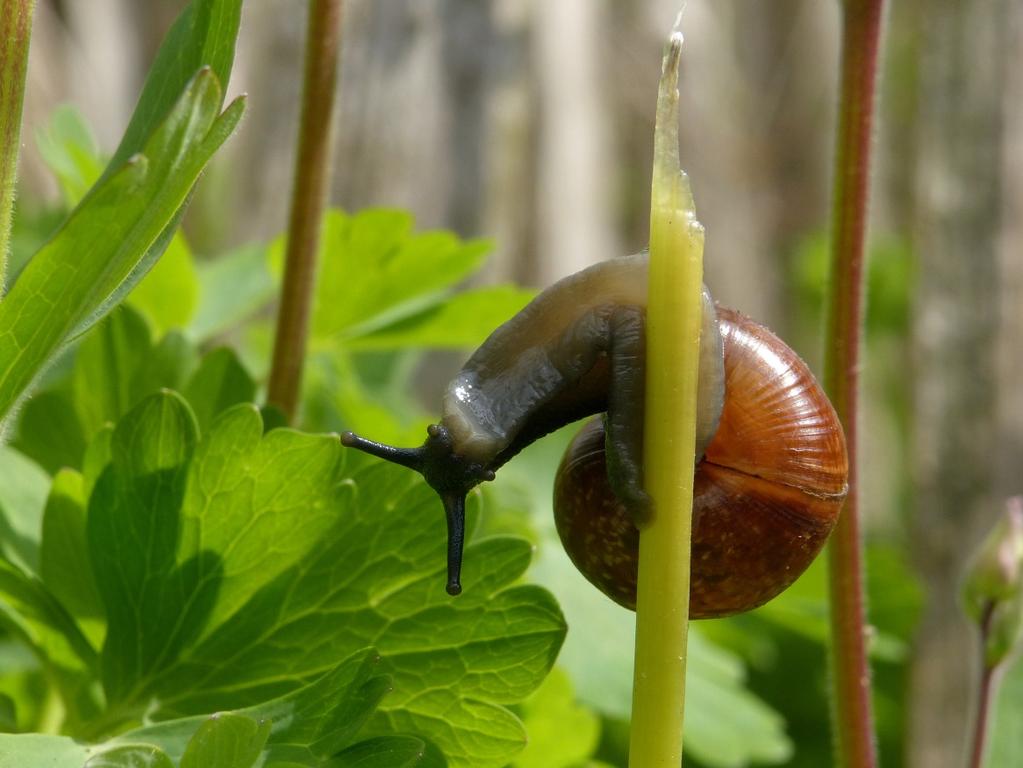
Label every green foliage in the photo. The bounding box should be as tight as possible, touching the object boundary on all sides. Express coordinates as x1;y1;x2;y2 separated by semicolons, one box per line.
129;234;201;335
190;243;276;342
0;387;565;765
0;444;50;574
13;305;197;473
0;651;411;767
0;0;244;432
262;208;536;445
0;3;865;759
269;209;533;352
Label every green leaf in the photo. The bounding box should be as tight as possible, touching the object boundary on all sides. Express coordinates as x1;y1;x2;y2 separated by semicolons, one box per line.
513;668;599;768
41;469;103;623
86;391;204;703
87;0;244;340
107;0;242;171
87;394;346;706
35;105;104;207
0;446;52;575
0;557;96;675
180;714;269;768
0;652;389;767
158;462;564;768
119;651;392;765
0;691;14;730
72;305;153;438
0;734;91;768
128;233;200;335
345;285;535;350
318;350;432;448
85;745;174;768
987;653;1023;767
183;347;256;433
0;69;244;429
67;309;198;450
270;209;491;341
133;331;200;401
82;425;114;501
45;387;562;767
190;243;275;341
746;546;917;663
327;736;427;768
13;389;87;474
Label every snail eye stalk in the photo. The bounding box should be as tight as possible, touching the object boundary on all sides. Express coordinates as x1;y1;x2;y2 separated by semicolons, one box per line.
340;431;425;472
341;428;482;596
441;493;466;595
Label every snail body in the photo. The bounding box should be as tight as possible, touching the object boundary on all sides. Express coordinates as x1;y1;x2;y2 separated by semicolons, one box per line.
554;306;847;617
342;253;848;613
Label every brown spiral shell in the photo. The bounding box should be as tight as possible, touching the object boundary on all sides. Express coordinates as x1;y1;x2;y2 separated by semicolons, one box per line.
553;307;849;618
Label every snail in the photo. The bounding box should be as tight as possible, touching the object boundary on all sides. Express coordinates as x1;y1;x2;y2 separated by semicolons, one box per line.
341;252;848;617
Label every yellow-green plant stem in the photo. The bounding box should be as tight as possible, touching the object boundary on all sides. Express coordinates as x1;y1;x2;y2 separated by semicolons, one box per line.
0;0;36;293
628;32;704;768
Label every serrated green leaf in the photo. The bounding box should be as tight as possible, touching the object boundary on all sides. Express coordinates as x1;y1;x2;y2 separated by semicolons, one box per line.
327;736;426;768
319;350;432;448
191;243;275;341
0;68;244;430
41;468;103;624
87;394;346;707
345;285;534;350
183;347;255;433
87;391;207;704
177;406;345;634
180;714;269;768
270;209;491;341
129;233;200;335
119;651;391;765
0;446;51;575
155;462;564;768
48;387;562;767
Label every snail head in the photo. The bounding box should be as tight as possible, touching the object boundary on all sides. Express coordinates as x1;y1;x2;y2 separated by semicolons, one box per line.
341;424;496;596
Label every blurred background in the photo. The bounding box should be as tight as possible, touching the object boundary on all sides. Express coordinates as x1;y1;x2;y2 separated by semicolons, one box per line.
13;1;1023;766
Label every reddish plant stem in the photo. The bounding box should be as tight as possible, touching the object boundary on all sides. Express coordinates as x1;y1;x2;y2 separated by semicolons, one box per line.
267;0;343;421
823;1;885;766
967;603;1000;768
0;0;36;293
